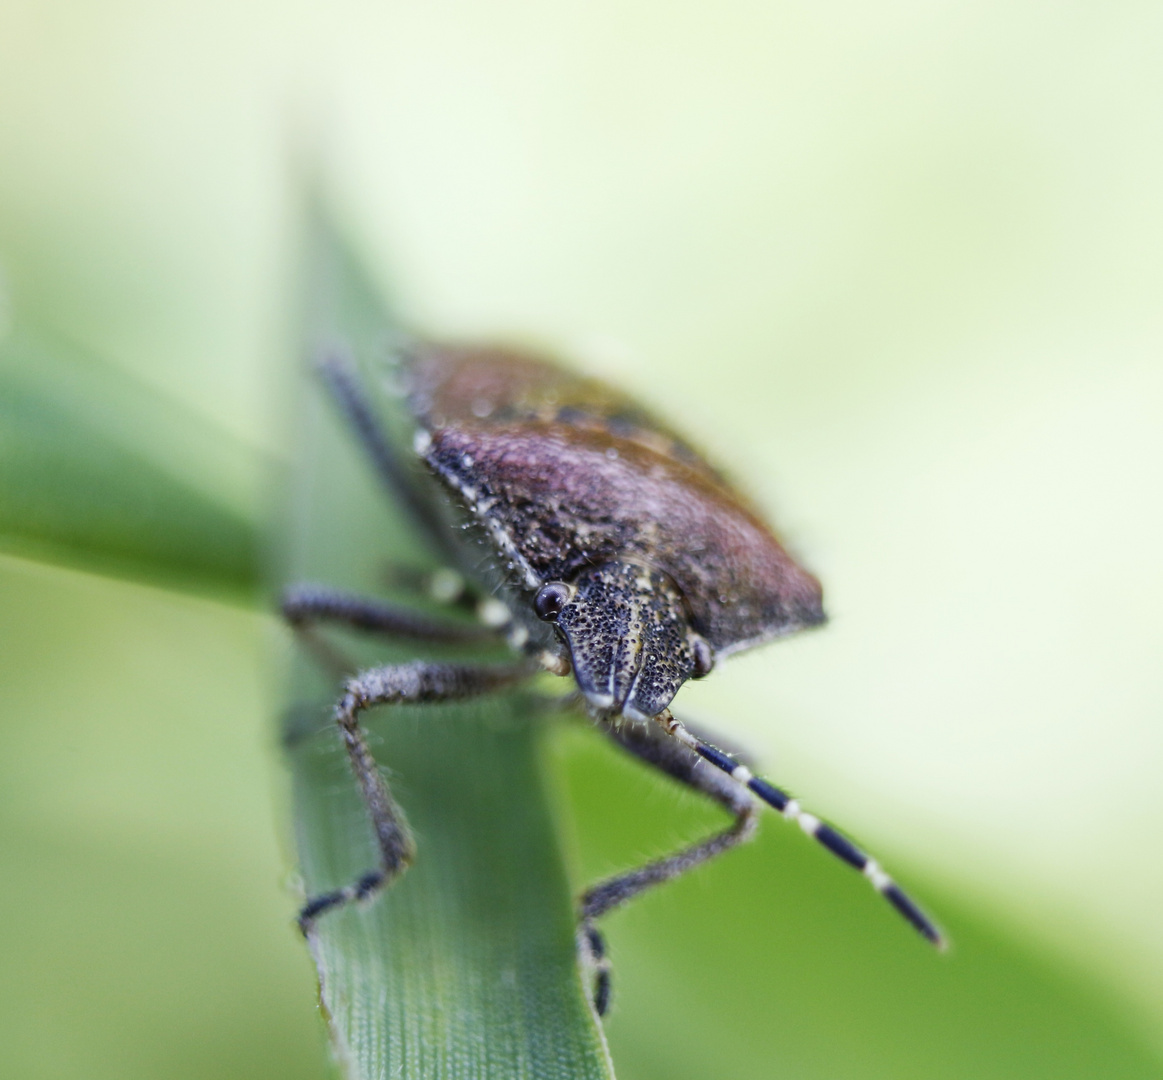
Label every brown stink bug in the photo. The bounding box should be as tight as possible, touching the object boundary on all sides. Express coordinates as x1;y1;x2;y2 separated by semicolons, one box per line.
283;342;943;1017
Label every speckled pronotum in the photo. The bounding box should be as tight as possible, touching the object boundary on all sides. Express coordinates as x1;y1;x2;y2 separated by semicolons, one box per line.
283;342;944;1017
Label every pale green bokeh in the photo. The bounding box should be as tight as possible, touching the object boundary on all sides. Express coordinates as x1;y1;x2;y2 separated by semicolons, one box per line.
1;0;1161;1074
0;555;330;1079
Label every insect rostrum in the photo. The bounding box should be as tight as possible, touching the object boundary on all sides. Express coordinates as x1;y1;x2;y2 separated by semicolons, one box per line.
286;341;944;1017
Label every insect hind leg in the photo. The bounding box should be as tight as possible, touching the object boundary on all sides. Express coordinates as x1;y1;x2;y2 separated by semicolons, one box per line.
317;351;459;561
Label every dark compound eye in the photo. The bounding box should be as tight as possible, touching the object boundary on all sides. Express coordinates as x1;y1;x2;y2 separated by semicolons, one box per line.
690;636;715;679
533;582;572;621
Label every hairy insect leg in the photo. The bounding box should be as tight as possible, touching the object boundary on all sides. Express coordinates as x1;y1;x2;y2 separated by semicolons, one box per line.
655;709;946;948
317;352;460;562
282;582;494;644
578;718;759;1015
298;659;535;934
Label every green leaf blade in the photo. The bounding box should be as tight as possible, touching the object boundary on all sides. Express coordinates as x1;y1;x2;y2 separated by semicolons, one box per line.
292;700;613;1080
0;329;262;602
282;205;615;1080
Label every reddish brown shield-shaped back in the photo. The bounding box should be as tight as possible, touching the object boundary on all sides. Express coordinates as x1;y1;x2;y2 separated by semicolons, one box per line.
405;343;824;658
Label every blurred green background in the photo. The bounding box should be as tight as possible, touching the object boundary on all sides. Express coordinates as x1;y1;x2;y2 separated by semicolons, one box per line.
1;0;1161;1077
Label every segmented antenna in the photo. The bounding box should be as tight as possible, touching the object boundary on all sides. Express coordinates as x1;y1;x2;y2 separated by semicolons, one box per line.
658;711;945;947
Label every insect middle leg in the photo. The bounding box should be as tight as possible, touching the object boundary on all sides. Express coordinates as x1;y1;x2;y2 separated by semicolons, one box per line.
282;582;495;645
281;581;500;691
578;717;759;1015
297;658;534;933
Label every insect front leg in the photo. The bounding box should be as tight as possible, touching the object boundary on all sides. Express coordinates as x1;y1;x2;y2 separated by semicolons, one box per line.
656;710;945;947
297;659;534;933
578;717;759;1016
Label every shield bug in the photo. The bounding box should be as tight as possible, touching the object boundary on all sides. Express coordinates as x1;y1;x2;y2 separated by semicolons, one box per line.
284;342;944;1016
